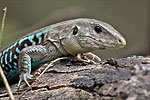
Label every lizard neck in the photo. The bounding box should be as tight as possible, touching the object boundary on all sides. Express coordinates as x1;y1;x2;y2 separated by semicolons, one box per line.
46;29;70;56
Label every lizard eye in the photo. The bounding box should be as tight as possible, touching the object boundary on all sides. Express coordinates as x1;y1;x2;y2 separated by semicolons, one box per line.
73;26;78;35
94;26;102;33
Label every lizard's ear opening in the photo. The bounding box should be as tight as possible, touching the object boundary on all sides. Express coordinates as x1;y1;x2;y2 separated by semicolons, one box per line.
72;26;78;35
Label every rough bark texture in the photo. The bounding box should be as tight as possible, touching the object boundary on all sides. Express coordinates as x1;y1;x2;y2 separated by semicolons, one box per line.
0;56;150;100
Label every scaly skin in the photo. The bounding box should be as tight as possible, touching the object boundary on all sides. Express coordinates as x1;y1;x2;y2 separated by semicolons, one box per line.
0;18;126;87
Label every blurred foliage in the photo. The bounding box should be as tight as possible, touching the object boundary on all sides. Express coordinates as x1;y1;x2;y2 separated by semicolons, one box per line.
0;0;149;59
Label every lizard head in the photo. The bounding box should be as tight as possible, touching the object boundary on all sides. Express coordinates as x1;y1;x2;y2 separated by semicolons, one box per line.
59;18;126;54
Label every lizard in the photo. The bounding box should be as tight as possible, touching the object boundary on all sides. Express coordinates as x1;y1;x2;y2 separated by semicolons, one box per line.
0;18;126;87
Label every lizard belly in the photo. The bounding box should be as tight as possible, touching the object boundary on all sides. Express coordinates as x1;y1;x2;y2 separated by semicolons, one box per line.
31;59;52;70
0;64;19;86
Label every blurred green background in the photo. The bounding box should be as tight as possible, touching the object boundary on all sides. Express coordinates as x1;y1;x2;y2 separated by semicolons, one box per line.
0;0;149;59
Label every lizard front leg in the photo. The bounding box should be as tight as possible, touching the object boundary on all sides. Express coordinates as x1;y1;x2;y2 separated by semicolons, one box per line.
18;45;47;87
82;52;101;62
76;52;101;63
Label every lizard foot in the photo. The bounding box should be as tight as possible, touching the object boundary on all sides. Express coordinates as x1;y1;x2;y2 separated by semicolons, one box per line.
76;52;101;64
18;73;34;88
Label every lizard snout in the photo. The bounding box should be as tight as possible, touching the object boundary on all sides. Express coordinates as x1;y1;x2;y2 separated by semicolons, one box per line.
117;38;126;47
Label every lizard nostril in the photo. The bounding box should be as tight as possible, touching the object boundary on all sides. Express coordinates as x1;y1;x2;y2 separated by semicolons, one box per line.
118;39;126;46
118;39;122;43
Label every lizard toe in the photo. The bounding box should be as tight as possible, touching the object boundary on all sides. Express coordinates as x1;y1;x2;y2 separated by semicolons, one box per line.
18;73;34;88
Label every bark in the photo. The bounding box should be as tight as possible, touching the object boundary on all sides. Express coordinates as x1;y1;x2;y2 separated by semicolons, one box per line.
0;56;150;100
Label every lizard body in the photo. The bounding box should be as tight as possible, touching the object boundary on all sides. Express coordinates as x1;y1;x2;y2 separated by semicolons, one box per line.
0;18;126;87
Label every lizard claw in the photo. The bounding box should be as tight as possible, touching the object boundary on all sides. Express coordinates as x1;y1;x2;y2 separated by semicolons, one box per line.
18;73;34;88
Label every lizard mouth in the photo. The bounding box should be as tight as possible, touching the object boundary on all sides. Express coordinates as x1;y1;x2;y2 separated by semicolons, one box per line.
102;43;125;50
82;36;106;49
87;37;120;50
80;36;122;50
